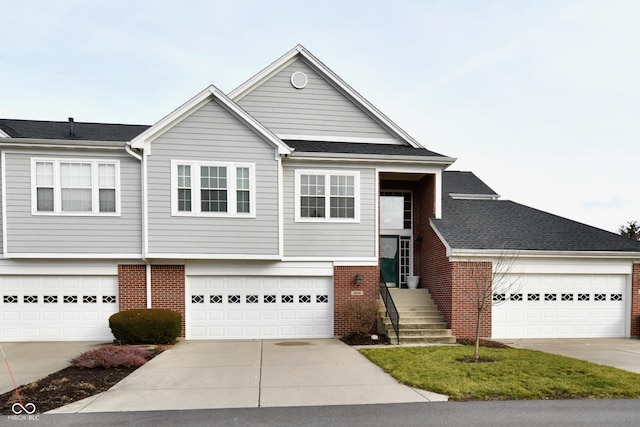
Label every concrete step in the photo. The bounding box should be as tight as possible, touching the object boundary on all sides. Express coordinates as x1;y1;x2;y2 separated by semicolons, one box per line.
383;320;449;329
397;310;443;317
387;334;457;345
387;328;453;337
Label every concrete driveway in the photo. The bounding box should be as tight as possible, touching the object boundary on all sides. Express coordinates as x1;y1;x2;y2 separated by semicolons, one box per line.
498;338;640;374
0;341;106;395
48;339;446;413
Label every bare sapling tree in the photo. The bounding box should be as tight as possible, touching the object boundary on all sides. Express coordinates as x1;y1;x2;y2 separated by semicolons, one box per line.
466;250;522;360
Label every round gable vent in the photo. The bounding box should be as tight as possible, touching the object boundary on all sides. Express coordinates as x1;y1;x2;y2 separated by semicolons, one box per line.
290;71;308;89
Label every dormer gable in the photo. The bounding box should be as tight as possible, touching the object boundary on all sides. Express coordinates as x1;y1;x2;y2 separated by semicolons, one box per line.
130;85;292;157
230;44;424;148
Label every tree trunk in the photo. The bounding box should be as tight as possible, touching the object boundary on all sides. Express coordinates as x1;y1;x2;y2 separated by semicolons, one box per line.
474;309;481;360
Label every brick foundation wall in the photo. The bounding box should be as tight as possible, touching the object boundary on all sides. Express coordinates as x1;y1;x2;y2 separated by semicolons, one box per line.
118;265;147;310
334;265;379;336
151;265;186;337
451;261;492;338
632;263;640;337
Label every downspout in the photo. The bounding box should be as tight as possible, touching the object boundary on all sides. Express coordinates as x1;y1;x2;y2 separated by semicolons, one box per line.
125;143;151;309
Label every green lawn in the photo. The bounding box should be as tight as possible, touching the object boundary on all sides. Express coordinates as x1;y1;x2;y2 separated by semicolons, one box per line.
359;345;640;400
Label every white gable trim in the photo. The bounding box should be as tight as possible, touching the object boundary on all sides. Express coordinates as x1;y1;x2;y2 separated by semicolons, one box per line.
229;44;425;149
130;85;292;156
0;128;11;138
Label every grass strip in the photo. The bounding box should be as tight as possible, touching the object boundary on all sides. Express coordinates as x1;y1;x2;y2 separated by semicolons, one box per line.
359;346;640;400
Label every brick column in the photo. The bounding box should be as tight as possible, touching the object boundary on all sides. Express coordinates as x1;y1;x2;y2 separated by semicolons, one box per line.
151;265;186;337
631;263;640;337
118;265;147;311
333;265;379;336
450;261;492;339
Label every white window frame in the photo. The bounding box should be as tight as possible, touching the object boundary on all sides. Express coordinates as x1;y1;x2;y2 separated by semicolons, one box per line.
294;169;360;223
30;158;121;216
171;159;256;217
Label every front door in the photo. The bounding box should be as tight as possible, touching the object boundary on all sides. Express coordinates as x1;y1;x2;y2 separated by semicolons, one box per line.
380;235;399;287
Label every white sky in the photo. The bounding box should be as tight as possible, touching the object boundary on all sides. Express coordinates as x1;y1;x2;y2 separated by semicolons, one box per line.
1;0;638;233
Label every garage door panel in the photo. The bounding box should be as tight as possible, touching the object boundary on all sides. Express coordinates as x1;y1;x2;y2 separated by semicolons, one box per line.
0;276;118;342
493;274;626;338
187;276;333;339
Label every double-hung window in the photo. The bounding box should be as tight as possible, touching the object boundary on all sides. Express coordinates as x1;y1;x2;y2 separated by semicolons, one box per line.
32;158;120;215
171;160;255;217
295;169;360;222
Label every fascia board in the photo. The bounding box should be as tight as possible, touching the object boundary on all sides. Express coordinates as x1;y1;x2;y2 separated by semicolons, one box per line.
295;46;425;149
130;86;214;148
448;248;640;261
449;193;500;200
228;45;301;100
0;139;124;150
429;220;453;257
229;44;426;149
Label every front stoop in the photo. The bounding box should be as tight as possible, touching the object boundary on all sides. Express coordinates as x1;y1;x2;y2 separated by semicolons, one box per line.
381;288;456;345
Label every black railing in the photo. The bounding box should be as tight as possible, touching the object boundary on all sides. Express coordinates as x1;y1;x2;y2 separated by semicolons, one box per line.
379;273;400;345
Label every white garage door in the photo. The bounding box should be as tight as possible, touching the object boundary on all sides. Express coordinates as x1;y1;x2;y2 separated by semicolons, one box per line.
187;276;333;339
0;276;118;342
492;274;627;339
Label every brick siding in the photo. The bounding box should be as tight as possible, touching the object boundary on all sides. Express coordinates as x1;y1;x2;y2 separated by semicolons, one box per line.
118;264;147;310
151;265;186;337
632;263;640;337
118;264;186;337
333;265;379;336
451;261;492;338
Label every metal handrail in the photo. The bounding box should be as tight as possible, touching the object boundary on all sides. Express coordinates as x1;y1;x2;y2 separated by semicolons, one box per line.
379;273;400;345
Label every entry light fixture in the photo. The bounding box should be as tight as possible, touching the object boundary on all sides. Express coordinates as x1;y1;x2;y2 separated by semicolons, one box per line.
354;274;362;286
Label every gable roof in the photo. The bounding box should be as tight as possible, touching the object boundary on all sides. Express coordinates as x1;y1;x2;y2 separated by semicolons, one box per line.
130;85;292;155
228;44;426;149
432;171;640;254
0;118;149;142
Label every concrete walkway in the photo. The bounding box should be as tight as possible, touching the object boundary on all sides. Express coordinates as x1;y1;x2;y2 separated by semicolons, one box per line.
49;339;447;413
0;342;105;395
498;338;640;374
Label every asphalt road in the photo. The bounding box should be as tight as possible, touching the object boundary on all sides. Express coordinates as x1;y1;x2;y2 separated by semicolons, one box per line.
7;400;640;427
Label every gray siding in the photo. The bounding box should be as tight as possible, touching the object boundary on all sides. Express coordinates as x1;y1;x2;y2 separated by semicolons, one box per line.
4;150;142;254
238;58;402;143
147;99;280;255
0;153;3;254
283;161;376;258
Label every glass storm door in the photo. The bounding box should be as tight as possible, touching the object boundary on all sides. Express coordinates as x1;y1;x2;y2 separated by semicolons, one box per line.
381;235;399;287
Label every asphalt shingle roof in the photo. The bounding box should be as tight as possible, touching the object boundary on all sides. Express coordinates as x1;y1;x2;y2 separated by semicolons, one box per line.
432;171;640;253
0;119;149;142
286;140;447;158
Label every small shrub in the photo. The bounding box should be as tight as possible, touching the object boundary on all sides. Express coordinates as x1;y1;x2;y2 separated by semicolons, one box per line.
70;345;151;369
341;299;379;336
109;309;181;344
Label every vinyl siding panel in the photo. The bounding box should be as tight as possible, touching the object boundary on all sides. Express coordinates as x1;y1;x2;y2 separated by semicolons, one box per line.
238;58;402;143
0;153;3;254
4;150;141;254
146;99;280;255
283;162;376;258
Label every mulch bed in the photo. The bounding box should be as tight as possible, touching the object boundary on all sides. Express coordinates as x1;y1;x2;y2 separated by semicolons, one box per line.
456;338;511;349
0;346;167;415
340;333;391;346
